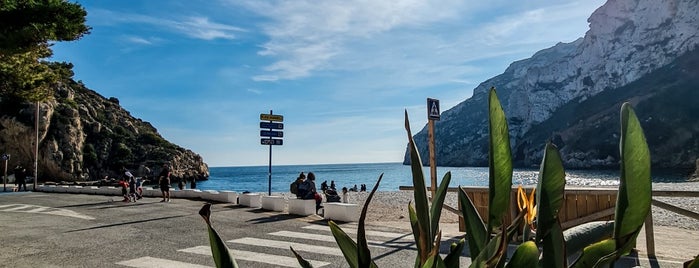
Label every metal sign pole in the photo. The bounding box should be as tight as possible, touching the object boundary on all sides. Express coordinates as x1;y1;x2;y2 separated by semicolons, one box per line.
268;110;273;196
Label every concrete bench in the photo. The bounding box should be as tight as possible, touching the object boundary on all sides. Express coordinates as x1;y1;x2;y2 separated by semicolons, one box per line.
239;193;261;208
66;185;83;193
217;191;238;204
323;203;359;222
261;196;286;212
288;198;316;216
179;189;202;199
200;190;219;201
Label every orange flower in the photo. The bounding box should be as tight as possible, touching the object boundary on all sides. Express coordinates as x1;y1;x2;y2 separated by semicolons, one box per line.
517;185;537;228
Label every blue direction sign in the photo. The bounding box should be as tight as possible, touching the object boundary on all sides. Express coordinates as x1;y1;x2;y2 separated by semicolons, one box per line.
261;138;283;145
260;130;283;137
260;122;284;129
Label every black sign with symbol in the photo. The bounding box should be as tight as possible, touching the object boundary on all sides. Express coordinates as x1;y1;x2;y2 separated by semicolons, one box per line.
427;98;440;120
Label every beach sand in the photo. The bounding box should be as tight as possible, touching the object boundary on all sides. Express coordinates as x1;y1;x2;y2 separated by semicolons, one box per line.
336;181;699;261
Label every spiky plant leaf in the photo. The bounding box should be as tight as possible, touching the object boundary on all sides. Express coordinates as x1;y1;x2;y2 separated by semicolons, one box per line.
358;174;383;268
458;186;487;260
615;103;652;254
443;239;465;268
329;220;360;268
290;247;313;268
571;238;617;268
487;87;513;234
199;204;238;268
535;142;566;243
540;219;566;268
405;110;434;264
430;172;452;240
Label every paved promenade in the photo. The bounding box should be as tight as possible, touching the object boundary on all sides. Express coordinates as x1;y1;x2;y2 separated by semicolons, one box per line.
0;191;693;267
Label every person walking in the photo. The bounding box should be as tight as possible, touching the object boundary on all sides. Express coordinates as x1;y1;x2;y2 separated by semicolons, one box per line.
159;163;171;202
13;163;27;192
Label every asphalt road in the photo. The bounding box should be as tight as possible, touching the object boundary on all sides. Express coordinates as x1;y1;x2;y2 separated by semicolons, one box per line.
0;191;459;268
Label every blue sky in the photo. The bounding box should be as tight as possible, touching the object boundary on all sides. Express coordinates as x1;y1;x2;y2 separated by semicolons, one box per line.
51;0;605;167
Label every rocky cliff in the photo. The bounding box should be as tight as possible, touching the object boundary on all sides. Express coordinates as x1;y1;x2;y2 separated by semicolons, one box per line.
405;0;699;172
0;73;209;182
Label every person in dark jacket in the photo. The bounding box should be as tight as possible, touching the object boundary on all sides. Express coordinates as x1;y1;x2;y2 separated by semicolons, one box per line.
13;163;27;191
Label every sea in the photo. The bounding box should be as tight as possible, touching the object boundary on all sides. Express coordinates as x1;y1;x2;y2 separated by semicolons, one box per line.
195;162;689;193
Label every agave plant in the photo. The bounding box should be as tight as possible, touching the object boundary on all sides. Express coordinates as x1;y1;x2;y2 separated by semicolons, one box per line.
457;87;652;268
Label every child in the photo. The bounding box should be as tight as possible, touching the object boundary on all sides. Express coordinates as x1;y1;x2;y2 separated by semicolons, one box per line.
118;178;129;202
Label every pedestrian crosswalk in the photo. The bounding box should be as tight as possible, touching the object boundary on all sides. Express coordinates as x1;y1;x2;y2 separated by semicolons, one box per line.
115;222;462;267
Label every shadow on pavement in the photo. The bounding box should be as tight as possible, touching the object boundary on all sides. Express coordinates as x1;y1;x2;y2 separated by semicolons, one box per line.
246;213;307;224
64;214;190;233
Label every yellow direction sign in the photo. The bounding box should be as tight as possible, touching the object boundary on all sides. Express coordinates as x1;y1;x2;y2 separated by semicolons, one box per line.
260;113;284;122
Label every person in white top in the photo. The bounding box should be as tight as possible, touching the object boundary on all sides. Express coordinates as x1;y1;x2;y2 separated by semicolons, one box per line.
341;187;349;203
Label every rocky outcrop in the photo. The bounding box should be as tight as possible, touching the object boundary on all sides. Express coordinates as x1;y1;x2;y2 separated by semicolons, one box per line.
405;0;699;172
0;79;209;182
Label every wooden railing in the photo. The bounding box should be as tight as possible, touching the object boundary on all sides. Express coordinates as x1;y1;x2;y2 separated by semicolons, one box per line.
398;186;699;257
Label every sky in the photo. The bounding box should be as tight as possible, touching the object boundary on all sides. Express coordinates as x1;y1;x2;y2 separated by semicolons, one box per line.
51;0;606;167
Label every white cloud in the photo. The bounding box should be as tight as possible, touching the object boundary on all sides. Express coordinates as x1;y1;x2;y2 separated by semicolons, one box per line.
90;8;245;41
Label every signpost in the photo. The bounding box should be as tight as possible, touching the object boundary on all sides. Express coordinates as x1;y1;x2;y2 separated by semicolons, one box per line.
427;98;440;197
260;111;283;195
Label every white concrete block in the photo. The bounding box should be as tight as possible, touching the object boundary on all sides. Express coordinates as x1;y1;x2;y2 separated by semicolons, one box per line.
145;188;161;198
179;189;200;199
201;190;219;201
323;203;359;222
86;186;100;194
288;199;316;216
57;185;70;193
262;196;286;212
217;191;238;203
239;193;261;208
67;185;83;193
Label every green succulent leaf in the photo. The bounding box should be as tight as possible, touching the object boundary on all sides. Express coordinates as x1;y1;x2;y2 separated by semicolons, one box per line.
505;241;539;268
615;103;652;253
329;220;360;268
571;238;618;268
470;226;507;268
459;187;488;261
405;110;434;264
458;186;487;260
198;204;239;268
290;247;313;268
358;174;383;268
487;87;513;233
536;142;566;243
540;219;566;268
430;172;452;239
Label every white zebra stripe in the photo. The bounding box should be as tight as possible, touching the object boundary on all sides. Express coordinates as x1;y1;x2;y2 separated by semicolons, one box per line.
302;224;413;240
269;230;400;248
1;205;32;211
178;245;330;267
229;237;344;256
116;256;211;268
